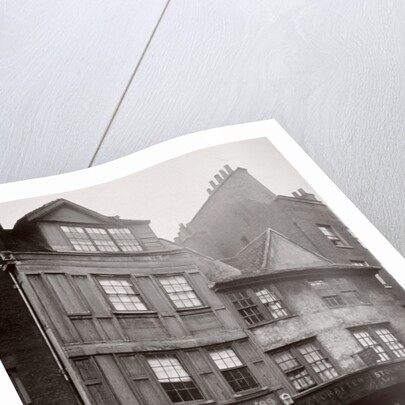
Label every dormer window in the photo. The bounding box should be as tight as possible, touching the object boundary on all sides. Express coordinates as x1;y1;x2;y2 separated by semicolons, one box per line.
61;226;142;252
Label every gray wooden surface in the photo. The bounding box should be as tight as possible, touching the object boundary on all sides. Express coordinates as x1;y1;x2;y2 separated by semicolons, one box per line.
1;1;405;258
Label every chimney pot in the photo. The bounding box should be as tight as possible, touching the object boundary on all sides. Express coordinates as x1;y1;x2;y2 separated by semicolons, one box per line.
209;180;217;189
207;188;213;195
219;169;228;178
224;164;233;174
214;174;223;184
298;188;306;196
292;192;299;197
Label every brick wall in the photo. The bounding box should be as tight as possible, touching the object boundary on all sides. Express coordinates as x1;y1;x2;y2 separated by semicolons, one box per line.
0;270;81;405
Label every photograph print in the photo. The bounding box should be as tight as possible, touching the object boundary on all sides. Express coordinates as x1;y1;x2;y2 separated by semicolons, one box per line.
1;137;405;405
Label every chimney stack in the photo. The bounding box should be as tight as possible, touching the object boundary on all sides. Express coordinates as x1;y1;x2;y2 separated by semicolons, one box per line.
224;165;233;175
214;174;223;184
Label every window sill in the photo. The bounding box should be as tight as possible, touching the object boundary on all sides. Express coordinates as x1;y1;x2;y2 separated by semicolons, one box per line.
233;386;270;401
67;312;92;319
327;303;372;309
113;310;158;317
335;245;354;249
247;314;298;329
176;305;211;314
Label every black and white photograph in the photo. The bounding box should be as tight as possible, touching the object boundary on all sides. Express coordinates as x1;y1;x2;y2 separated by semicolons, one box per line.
1;135;405;405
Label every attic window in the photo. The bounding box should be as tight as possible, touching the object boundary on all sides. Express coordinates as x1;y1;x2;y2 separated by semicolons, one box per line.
61;226;143;252
317;225;349;247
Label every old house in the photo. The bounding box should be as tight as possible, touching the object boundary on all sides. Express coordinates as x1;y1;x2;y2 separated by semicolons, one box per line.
210;228;405;404
0;199;292;405
174;166;403;298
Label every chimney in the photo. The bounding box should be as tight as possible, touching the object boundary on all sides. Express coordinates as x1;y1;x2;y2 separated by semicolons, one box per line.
207;188;213;195
224;164;233;175
214;174;223;184
178;223;190;239
219;169;228;179
295;188;318;201
292;192;299;198
209;180;217;189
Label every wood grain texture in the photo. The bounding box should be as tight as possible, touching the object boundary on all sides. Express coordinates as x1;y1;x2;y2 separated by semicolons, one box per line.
2;0;405;260
0;0;167;181
93;0;405;256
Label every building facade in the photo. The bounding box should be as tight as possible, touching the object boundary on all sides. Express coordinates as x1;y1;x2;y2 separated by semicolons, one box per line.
0;199;290;405
174;166;403;297
1;168;405;404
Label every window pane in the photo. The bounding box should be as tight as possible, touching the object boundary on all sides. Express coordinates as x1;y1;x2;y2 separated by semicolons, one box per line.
108;228;143;252
159;276;202;308
375;327;405;359
85;228;119;252
209;348;243;370
341;290;366;305
99;279;147;311
209;348;258;392
298;342;339;382
147;356;203;403
353;330;390;362
323;295;346;308
254;287;289;319
229;291;265;325
61;226;97;251
222;367;259;392
317;225;346;247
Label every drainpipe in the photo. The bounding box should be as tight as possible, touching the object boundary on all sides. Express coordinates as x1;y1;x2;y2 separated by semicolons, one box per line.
0;254;84;404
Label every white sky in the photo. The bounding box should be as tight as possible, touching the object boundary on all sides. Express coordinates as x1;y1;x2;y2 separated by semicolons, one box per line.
0;138;315;240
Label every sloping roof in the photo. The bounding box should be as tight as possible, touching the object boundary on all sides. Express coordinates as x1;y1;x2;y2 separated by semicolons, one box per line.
14;198;149;230
222;228;332;274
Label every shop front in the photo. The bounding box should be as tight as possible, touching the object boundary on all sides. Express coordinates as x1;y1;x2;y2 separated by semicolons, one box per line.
294;359;405;405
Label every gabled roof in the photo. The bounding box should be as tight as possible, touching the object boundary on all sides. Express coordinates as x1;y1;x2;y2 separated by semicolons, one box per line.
14;199;149;230
222;228;332;274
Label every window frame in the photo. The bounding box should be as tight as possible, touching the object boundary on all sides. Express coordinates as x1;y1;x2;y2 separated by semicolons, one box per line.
307;277;368;308
145;354;204;403
59;224;144;253
228;285;290;327
207;346;260;394
270;339;340;393
157;274;205;311
96;276;152;313
316;224;351;248
350;324;405;363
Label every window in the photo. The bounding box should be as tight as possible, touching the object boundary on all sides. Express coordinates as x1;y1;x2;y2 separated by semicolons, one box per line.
108;228;142;252
307;279;325;288
159;276;203;309
375;274;392;289
317;225;348;247
350;260;368;267
254;287;289;319
308;277;367;308
229;286;289;326
229;291;265;325
99;278;148;311
323;295;345;308
147;355;203;403
61;226;96;251
61;226;143;252
86;228;120;252
352;325;405;362
272;341;339;392
209;347;258;393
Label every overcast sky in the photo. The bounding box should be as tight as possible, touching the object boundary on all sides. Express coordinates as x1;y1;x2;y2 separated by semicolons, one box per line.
0;138;316;240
